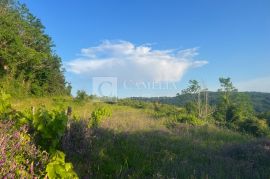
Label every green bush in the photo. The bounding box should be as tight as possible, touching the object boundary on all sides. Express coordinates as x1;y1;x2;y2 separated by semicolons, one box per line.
46;150;78;179
174;114;205;126
88;106;112;127
258;111;270;126
238;118;269;137
184;102;197;115
0;90;25;126
74;90;89;102
152;103;180;118
0;90;12;120
26;107;68;152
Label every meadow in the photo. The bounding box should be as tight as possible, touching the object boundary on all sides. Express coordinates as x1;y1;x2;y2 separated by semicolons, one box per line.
5;96;270;178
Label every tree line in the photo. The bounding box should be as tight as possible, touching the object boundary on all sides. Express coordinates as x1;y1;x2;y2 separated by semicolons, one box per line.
0;0;71;96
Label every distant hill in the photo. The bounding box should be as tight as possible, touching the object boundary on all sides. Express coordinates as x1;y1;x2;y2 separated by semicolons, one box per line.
130;92;270;113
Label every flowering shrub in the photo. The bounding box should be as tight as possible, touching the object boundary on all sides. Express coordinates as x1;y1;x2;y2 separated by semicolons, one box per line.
0;121;49;178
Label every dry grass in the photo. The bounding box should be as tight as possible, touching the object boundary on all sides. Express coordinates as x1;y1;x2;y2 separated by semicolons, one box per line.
102;107;168;133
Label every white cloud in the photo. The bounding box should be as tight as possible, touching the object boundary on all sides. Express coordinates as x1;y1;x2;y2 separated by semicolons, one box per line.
236;76;270;92
66;40;208;82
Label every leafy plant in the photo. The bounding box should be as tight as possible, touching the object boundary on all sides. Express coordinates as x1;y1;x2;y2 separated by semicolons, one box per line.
174;113;205;126
46;150;78;179
0;90;24;125
88;106;112;127
28;107;68;152
0;90;12;120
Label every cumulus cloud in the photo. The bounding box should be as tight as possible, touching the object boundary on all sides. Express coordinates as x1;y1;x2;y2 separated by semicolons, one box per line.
236;76;270;92
66;40;208;82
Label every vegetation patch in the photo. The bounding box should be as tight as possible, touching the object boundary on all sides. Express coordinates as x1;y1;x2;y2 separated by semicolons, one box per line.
88;106;112;128
0;120;49;178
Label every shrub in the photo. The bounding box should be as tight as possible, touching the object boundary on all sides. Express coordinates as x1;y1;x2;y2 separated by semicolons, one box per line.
238;118;269;137
75;90;89;102
0;90;12;120
152;103;180;118
88;107;112;127
0;91;25;126
174;114;205;126
45;150;78;179
184;102;197;115
26;107;68;152
0;121;49;178
142;103;182;120
258;111;270;126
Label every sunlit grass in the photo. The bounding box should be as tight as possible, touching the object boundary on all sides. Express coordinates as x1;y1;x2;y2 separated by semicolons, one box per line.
11;98;269;178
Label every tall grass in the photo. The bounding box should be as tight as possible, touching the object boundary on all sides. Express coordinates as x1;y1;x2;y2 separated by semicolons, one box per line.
11;98;270;178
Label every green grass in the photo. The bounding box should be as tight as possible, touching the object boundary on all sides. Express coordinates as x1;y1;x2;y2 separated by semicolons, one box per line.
12;98;270;178
84;122;253;178
11;97;101;119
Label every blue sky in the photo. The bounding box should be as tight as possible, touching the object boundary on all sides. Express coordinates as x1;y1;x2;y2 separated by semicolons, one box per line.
20;0;270;97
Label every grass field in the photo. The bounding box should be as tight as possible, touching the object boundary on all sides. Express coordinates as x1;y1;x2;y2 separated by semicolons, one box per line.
11;98;270;178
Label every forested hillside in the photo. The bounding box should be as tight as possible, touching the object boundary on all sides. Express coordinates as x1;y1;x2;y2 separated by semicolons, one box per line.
131;92;270;113
0;0;71;96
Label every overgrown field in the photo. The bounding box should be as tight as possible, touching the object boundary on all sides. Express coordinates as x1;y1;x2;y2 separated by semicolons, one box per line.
2;96;269;178
1;1;269;178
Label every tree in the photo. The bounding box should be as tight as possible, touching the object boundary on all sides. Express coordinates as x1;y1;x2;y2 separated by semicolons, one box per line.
218;77;237;105
214;78;237;122
182;80;203;118
75;90;88;102
0;0;70;96
214;77;262;131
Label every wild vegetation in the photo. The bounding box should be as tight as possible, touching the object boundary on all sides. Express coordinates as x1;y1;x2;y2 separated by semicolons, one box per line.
1;77;270;178
3;91;270;178
1;0;270;178
0;91;78;178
